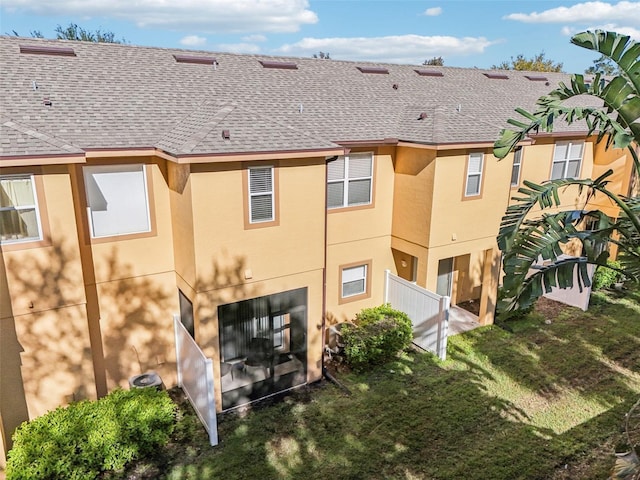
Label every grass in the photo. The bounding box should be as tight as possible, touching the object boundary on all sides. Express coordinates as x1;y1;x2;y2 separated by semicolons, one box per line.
112;285;640;480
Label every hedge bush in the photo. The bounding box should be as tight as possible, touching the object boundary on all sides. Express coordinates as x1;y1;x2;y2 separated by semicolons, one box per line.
6;388;175;480
341;304;413;371
592;260;624;290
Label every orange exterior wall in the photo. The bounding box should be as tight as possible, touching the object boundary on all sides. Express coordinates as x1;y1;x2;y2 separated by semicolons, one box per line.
325;148;397;325
187;158;328;411
0;166;96;466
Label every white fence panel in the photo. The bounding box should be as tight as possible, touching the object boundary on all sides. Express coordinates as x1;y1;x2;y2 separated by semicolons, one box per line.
384;270;449;360
174;315;218;446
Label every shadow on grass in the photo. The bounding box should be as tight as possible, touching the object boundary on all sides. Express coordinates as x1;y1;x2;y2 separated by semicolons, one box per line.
116;287;640;480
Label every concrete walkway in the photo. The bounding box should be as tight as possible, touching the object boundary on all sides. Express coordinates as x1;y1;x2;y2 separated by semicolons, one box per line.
448;305;481;335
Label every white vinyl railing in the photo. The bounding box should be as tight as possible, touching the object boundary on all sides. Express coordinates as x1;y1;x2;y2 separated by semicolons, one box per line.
174;315;218;446
384;270;450;360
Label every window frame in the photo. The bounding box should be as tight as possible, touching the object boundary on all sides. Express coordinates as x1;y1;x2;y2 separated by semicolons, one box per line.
510;147;523;188
327;152;375;211
81;163;156;243
463;152;484;198
550;140;584;180
339;260;372;304
0;171;50;250
242;162;280;230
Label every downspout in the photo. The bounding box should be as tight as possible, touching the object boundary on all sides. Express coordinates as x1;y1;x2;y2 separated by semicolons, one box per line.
321;157;330;380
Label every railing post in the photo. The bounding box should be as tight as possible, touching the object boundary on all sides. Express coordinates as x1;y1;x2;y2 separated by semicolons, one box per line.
173;314;183;387
205;358;218;446
384;269;390;303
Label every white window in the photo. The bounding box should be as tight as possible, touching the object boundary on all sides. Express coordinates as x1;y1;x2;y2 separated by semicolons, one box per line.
342;264;367;298
0;175;43;244
83;164;151;238
248;166;274;223
511;147;522;187
465;152;484;197
327;153;373;209
551;141;583;180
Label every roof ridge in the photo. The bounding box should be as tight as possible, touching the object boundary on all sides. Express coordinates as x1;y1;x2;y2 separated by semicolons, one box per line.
2;118;83;153
156;101;236;155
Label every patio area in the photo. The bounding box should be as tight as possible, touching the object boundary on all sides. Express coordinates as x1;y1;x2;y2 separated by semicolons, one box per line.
448;305;481;335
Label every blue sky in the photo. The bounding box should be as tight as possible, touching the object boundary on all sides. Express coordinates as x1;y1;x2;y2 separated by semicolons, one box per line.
2;1;639;73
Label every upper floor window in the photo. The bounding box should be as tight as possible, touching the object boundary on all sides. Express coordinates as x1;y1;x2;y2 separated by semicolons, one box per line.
511;147;523;187
327;153;373;209
465;152;484;197
0;175;43;244
83;164;151;238
551;141;583;180
248;166;275;223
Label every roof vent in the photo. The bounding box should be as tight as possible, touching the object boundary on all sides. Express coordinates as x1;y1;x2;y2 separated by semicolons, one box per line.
418;112;428;120
524;75;548;81
20;45;76;56
357;66;389;74
222;130;231;139
483;72;509;80
260;60;298;70
43;97;52;106
414;69;444;77
174;54;217;65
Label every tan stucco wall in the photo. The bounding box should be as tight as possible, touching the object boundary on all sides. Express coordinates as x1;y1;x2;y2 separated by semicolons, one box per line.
0;167;94;465
326;149;396;324
168;162;197;291
391;146;437;249
588;142;633;216
191;158;326;292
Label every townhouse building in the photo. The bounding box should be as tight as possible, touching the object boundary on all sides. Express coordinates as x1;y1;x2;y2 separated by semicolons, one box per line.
0;37;634;464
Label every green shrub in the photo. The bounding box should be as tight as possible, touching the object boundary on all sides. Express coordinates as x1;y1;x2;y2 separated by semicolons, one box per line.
6;388;175;480
341;304;413;371
592;260;624;290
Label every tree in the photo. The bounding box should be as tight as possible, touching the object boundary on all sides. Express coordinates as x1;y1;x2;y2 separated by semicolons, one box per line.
492;52;563;72
423;56;444;66
493;30;640;316
312;51;330;59
10;23;126;43
586;54;621;76
54;23;126;43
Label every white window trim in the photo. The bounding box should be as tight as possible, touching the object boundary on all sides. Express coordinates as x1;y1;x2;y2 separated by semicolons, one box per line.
341;264;368;298
511;147;522;187
465;152;484;197
551;141;584;180
248;165;275;223
0;174;44;244
83;164;151;239
327;153;374;209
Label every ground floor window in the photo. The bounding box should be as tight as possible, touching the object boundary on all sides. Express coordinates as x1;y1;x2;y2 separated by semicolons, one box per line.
218;287;307;409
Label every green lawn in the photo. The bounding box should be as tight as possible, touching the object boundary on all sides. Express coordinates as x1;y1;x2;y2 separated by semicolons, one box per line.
115;286;640;480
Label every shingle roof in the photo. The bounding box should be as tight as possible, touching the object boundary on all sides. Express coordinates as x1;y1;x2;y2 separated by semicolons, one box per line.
0;36;594;159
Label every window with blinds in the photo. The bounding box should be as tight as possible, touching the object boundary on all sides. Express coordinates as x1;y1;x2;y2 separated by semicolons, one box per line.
465;152;484;197
248;166;274;223
327;153;373;209
0;175;43;243
551;141;583;180
341;264;367;298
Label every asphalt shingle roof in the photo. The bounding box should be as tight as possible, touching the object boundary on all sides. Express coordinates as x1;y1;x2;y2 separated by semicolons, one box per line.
0;36;595;159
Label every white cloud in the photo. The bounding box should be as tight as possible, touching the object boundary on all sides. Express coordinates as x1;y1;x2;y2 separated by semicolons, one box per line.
562;23;640;39
180;35;206;46
423;7;442;17
1;0;318;33
242;34;267;42
216;42;262;54
504;1;640;24
277;34;498;64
